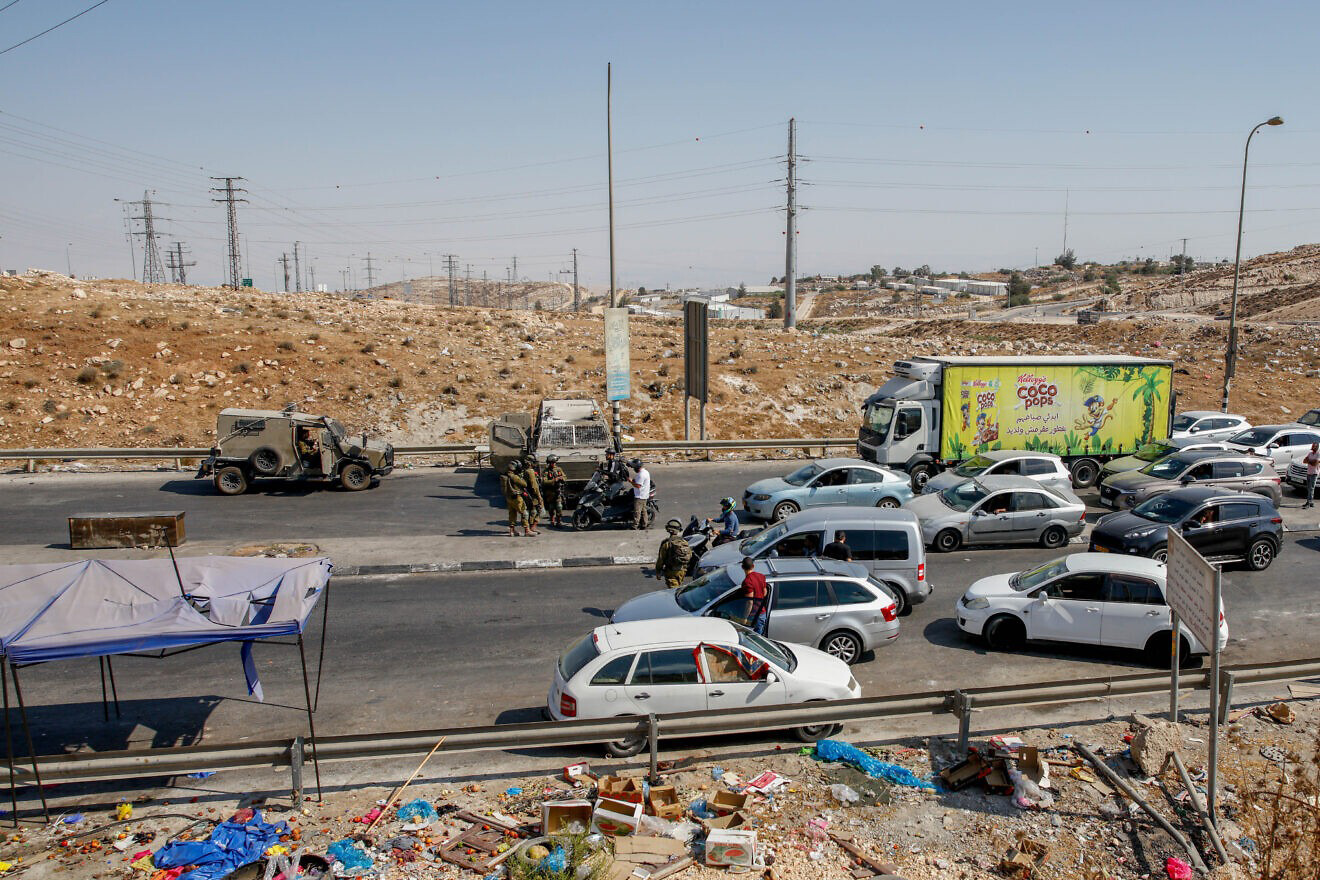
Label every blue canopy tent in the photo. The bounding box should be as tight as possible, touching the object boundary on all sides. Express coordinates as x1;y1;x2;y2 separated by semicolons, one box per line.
0;556;333;820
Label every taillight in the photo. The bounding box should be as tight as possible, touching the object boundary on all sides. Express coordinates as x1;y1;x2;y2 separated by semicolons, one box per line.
560;693;577;717
917;563;925;582
881;604;897;623
1078;509;1086;521
1271;517;1283;524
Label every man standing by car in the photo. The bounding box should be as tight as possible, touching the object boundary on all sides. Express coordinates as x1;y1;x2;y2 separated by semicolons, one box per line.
822;531;852;561
629;458;652;529
501;461;536;537
1304;442;1320;509
655;519;693;587
542;454;567;527
739;557;770;635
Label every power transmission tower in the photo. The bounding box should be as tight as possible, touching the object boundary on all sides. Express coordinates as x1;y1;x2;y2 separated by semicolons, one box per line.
784;117;797;329
572;247;580;312
130;191;168;284
278;254;291;292
308;263;316;293
210;177;247;288
293;241;302;292
465;264;471;306
363;253;377;290
511;255;517;284
444;254;458;306
165;241;195;284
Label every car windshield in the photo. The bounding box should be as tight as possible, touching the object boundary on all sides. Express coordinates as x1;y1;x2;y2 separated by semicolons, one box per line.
1133;493;1198;524
783;463;823;487
1171;415;1197;432
1229;427;1273;447
953;455;994;477
675;570;736;612
557;633;600;682
741;521;788;556
738;629;797;672
939;481;987;512
1299;410;1320;427
1140;457;1189;479
1135;442;1176;462
863;402;894;439
1009;557;1069;591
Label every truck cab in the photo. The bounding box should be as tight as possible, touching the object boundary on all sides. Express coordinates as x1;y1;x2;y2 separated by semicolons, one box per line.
858;360;941;488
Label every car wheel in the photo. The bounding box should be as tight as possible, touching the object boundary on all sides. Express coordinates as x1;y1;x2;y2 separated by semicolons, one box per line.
214;466;248;496
933;528;961;553
1149;544;1168;564
605;719;647;757
908;464;932;492
772;500;800;522
793;702;837;743
572;508;596;531
1069;458;1101;489
875;497;901;509
820;630;863;665
1246;537;1276;571
1040;525;1068;549
984;615;1025;651
339;462;369;491
249;446;282;477
1145;631;1197;668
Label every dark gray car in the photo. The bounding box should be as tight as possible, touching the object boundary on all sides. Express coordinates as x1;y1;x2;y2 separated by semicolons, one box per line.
1099;449;1282;510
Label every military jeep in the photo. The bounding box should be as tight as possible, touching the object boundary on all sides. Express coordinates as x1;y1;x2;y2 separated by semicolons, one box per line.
489;393;616;500
198;406;394;495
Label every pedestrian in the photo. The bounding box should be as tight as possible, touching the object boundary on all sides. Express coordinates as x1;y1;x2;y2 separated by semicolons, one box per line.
655;518;693;588
629;457;652;529
822;530;852;561
739;557;769;635
521;455;544;526
500;460;533;537
1304;442;1320;509
542;454;567;526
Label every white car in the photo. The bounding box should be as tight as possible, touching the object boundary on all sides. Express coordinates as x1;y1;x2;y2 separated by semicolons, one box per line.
923;450;1073;496
546;618;860;756
955;553;1227;665
1225;424;1320;470
1169;411;1251;442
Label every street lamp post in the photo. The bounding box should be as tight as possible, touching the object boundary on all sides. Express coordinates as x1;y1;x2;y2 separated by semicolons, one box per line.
1222;116;1283;413
65;243;73;278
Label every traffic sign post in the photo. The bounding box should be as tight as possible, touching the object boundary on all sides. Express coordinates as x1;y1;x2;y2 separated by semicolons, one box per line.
1165;528;1224;824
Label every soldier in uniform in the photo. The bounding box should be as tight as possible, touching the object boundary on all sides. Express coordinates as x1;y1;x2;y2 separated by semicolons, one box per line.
500;460;537;537
655;519;693;588
542;454;567;527
521;454;544;526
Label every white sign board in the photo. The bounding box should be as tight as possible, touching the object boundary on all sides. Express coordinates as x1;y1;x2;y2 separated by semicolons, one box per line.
1165;529;1218;650
604;308;631;402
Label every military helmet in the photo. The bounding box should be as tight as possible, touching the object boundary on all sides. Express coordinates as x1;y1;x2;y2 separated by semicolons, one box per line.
508;460;523;473
665;518;682;533
546;454;559;464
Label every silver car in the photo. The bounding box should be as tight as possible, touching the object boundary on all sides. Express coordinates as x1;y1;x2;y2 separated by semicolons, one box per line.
904;475;1087;553
1169;411;1251;442
1225;424;1320;470
924;450;1073;496
1097;438;1229;483
610;557;900;664
1100;449;1283;509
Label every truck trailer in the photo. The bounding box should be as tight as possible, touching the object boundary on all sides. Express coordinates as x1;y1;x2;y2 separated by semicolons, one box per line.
857;355;1175;490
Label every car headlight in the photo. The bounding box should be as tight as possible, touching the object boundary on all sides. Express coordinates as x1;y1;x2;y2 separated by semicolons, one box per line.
1125;526;1158;539
751;493;771;501
963;597;989;610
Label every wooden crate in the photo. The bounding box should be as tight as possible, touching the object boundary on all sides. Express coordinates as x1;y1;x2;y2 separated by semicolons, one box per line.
68;512;186;549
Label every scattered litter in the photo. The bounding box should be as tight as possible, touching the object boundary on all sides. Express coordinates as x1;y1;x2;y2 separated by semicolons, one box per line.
688;798;716;820
705;828;758;868
999;833;1049;878
1260;746;1289;764
710;766;724;780
62;813;84;824
1165;856;1193;879
815;739;935;790
829;783;860;805
327;838;373;876
395;798;438;824
186;771;217;780
745;770;789;794
1266;702;1296;724
153;808;290;880
116;803;133;821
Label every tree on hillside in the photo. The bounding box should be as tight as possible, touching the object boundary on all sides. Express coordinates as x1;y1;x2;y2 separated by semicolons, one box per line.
1005;272;1032;307
915;264;932;278
1103;268;1122;296
1170;253;1195;274
638;286;648;297
870;264;886;280
891;266;906;278
767;298;783;319
738;283;747;297
1054;249;1077;269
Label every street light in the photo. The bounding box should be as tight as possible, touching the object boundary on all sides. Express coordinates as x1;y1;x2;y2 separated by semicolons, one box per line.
65;242;73;277
1222;116;1284;412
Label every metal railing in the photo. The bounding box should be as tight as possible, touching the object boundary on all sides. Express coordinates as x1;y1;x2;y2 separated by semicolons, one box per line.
5;655;1318;793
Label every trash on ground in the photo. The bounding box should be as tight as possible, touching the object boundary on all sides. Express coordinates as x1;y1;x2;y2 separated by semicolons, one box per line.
814;739;935;790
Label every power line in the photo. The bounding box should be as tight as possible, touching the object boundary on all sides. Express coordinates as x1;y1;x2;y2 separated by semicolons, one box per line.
0;1;26;14
0;0;113;58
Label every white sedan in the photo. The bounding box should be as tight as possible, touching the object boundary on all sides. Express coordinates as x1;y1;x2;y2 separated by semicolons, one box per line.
547;618;860;756
955;553;1227;665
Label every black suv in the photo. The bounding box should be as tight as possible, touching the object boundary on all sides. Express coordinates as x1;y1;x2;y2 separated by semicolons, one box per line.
1089;486;1283;571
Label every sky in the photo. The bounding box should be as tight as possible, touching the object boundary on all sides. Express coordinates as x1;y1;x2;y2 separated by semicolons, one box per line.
1;0;1318;291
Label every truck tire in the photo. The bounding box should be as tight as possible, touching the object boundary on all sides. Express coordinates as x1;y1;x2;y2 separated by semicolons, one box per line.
339;462;370;491
215;466;248;496
908;463;933;492
249;446;282;476
1069;458;1101;489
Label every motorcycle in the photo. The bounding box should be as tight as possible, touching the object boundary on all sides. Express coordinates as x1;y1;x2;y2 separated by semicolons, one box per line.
571;471;659;530
681;515;738;576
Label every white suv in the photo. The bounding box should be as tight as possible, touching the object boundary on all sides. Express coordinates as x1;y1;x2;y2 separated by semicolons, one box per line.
1169;411;1251;442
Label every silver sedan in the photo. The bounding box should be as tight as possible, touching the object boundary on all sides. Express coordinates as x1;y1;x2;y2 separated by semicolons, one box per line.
903;475;1087;552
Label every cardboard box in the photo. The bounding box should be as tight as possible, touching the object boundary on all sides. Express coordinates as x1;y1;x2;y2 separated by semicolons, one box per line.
709;790;748;816
541;799;593;835
938;751;992;791
701;811;748;831
705;829;757;867
646;785;684;820
563;762;591;783
1017;747;1051;789
999;836;1049;878
591;796;643;837
597;775;645;804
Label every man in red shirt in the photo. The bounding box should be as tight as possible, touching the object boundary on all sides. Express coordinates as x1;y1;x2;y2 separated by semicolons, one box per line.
740;557;770;635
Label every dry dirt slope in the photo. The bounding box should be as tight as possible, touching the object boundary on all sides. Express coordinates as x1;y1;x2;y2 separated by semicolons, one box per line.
2;267;1320;453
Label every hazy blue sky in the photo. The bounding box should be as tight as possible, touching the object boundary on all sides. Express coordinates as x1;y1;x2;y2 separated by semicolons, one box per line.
2;1;1317;290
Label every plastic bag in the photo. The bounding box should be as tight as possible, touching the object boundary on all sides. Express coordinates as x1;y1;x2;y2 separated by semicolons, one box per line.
1006;767;1054;810
327;839;373;876
395;799;438;823
1165;856;1193;880
538;847;567;873
813;740;936;790
637;815;677;838
829;784;860;805
688;798;716;819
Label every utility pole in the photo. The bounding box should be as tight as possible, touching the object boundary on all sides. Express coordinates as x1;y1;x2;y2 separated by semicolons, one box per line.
572;247;580;312
606;62;621;447
308;263;317;293
210;177;247;288
1062;189;1070;256
465;264;472;306
165;241;194;284
278;253;291;292
784;117;797;329
363;252;377;290
118;202;136;280
444;254;458;306
131;191;168;284
293;241;302;293
340;268;349;293
1181;237;1188;277
512;255;517;284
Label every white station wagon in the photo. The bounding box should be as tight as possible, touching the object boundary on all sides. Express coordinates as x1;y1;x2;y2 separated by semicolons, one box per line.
546;618;860;756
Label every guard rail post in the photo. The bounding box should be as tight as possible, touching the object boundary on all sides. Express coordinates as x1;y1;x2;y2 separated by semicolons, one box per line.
647;714;659;785
290;736;304;804
951;690;974;753
1218;671;1236;726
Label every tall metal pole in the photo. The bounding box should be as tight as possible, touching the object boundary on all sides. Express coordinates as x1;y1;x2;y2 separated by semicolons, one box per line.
607;63;620;448
572;247;580;313
784;117;797;329
1222;117;1283;413
1208;569;1223;823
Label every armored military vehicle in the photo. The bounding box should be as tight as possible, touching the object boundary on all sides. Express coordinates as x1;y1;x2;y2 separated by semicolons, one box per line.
489;393;616;498
198;406;394;495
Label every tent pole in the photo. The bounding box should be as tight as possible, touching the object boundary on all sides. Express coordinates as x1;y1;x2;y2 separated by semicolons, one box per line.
296;636;322;802
3;660;18;827
313;581;329;713
8;665;47;820
99;657;109;723
106;656;121;719
167;544;187;602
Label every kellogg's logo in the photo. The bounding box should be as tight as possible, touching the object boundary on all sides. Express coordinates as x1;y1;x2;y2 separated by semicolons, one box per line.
1016;373;1058;410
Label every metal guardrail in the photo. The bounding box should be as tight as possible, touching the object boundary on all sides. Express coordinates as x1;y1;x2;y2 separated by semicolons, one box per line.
5;655;1319;790
0;437;857;464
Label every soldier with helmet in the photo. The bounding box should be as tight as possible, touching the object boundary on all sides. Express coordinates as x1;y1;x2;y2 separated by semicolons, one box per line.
655;518;693;588
500;460;537;537
521;454;544;526
542;453;568;527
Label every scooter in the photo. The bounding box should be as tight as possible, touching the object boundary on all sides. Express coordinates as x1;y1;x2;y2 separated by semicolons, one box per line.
681;515;739;576
571;471;659;530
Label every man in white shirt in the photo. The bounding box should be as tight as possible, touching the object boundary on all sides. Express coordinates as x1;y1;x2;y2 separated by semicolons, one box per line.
1304;442;1320;509
628;458;652;529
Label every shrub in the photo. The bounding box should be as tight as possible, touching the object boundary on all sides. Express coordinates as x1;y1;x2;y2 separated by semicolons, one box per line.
361;342;376;354
388;376;403;388
75;366;98;384
100;360;124;379
277;341;296;351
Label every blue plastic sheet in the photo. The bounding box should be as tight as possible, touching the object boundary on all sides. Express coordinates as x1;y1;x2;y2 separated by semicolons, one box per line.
327;838;374;875
538;846;567;873
395;799;438;823
813;739;936;790
153;809;290;880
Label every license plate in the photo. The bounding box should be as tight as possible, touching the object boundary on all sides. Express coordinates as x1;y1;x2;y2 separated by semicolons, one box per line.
1094;545;1111;553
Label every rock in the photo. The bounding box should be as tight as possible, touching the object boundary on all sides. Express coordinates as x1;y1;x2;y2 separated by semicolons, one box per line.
71;288;87;299
1281;405;1293;414
1130;714;1187;776
7;337;25;349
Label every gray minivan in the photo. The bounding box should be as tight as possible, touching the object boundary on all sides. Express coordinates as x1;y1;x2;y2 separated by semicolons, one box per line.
694;507;929;615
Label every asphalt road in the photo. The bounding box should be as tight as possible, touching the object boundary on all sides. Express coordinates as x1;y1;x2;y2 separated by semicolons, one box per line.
15;534;1320;759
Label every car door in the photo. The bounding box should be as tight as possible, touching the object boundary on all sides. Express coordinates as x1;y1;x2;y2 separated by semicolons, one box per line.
1025;572;1105;644
1179;503;1229;557
1215;500;1262;558
700;644;787;709
1180;461;1215;487
1007;491;1053;542
843;467;887;505
1281;432;1320;468
765;530;826;560
766;578;838;646
1099;574;1167;649
967;492;1014;542
1021;457;1065;492
623;648;706;715
1208;460;1246;492
804;468;848;508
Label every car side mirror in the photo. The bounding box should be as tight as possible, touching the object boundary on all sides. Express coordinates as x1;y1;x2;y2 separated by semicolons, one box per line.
972;508;986;516
1183;520;1201;530
1180;475;1194;485
1188;426;1199;433
1267;443;1279;451
765;672;780;683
